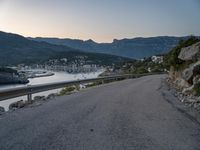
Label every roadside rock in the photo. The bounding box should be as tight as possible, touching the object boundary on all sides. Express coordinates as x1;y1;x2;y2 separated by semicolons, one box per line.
174;78;190;89
34;96;46;101
187;97;197;103
9;100;25;110
192;61;200;75
182;85;194;95
46;93;58;100
178;41;200;61
181;61;200;84
182;68;193;83
193;75;200;85
166;77;200;111
194;101;200;111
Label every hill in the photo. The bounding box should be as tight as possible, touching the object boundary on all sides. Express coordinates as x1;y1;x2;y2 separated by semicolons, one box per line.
0;31;131;66
29;36;186;59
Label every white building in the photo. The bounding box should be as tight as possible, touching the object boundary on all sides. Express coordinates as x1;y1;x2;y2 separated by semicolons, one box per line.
151;56;163;64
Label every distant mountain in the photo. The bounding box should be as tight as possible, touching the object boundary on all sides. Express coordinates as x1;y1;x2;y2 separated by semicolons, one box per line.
29;36;187;58
0;31;131;66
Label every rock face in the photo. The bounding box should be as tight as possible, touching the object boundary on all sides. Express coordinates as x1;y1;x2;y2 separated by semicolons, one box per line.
168;40;200;112
182;68;193;83
174;78;190;89
182;85;194;95
181;61;200;84
192;61;200;76
178;42;200;61
193;75;200;85
169;41;200;88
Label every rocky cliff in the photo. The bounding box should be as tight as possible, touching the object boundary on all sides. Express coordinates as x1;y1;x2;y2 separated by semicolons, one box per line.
167;37;200;111
169;40;200;87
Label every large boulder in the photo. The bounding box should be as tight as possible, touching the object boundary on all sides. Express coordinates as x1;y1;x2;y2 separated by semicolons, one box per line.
174;78;190;89
182;68;193;82
182;85;194;95
178;42;200;61
181;61;200;83
192;61;200;75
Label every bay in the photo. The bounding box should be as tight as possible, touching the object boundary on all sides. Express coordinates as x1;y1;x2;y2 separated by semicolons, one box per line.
0;70;104;111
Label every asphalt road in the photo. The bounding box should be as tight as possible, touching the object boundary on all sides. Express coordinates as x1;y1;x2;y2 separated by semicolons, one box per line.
0;75;200;150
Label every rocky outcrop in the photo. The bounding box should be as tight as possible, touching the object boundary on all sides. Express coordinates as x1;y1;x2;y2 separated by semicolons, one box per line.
193;75;200;85
178;41;200;61
167;40;200;112
174;78;190;89
180;61;200;84
182;85;194;95
192;61;200;75
168;66;190;89
182;68;193;83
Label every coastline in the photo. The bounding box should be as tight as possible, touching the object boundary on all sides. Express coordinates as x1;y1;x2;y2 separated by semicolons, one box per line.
0;70;105;111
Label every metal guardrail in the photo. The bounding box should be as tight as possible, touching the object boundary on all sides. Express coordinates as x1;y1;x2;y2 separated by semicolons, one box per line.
0;73;157;102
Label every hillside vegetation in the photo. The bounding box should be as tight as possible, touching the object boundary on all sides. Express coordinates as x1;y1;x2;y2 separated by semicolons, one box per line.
0;31;131;66
164;37;200;70
166;37;200;111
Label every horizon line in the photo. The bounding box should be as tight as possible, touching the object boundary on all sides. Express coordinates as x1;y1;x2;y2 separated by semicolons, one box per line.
0;30;198;44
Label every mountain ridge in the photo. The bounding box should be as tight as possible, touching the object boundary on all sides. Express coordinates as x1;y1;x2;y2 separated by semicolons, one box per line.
0;31;131;66
28;36;189;58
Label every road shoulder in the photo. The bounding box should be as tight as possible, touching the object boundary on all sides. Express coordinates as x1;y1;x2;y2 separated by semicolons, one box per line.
159;78;200;126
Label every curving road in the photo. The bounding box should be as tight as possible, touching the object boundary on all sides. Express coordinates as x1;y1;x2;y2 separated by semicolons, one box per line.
0;75;200;150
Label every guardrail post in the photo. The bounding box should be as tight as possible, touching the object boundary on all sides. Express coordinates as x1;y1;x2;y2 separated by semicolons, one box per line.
27;88;32;102
102;79;104;84
27;93;32;101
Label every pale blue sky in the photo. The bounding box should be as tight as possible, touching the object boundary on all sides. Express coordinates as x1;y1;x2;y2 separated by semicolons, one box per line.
0;0;199;42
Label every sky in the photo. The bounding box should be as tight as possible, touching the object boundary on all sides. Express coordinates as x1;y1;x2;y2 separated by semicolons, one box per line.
0;0;199;43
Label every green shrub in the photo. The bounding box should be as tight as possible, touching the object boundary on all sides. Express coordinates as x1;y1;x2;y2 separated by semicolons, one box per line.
194;83;200;96
165;37;199;70
135;66;149;74
60;86;76;95
85;81;103;88
151;65;162;73
0;67;18;74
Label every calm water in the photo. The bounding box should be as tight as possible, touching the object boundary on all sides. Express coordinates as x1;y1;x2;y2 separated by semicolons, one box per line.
0;70;104;111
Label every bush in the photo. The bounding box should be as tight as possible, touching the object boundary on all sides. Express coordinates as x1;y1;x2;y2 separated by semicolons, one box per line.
151;65;162;73
194;83;200;96
135;66;149;74
165;36;200;70
60;86;76;95
85;81;103;88
0;67;18;74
